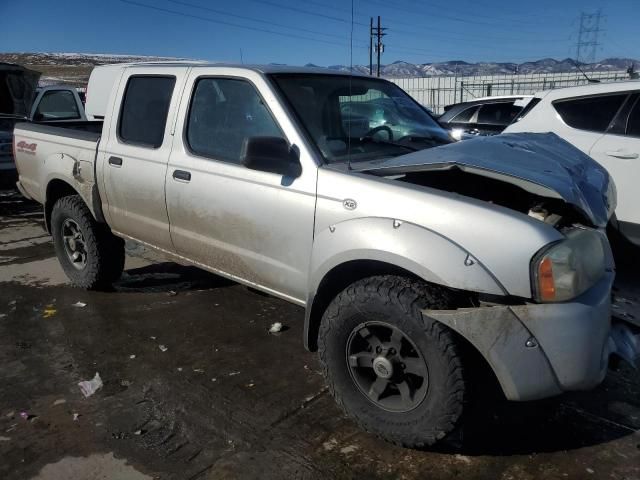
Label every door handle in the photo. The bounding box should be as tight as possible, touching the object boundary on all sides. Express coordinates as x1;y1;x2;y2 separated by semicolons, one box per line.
108;156;123;167
173;170;191;182
605;151;639;159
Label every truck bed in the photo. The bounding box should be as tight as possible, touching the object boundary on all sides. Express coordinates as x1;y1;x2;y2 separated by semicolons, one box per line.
13;121;105;207
16;121;103;143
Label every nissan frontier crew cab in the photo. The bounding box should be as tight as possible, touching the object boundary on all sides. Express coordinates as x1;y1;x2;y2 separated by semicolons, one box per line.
13;63;640;448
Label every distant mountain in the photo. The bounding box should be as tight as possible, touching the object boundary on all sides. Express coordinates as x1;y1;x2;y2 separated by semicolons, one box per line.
0;52;184;66
0;52;637;86
0;52;188;86
328;57;640;77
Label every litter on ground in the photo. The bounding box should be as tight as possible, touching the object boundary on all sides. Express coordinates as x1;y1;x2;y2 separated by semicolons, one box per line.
269;322;283;334
72;301;87;308
158;345;168;352
78;372;103;398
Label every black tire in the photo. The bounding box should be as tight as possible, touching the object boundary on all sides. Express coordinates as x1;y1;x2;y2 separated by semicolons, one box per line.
318;275;465;448
51;195;125;289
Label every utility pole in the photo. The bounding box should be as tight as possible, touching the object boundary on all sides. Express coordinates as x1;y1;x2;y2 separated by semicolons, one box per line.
369;17;373;76
576;9;604;65
371;16;387;77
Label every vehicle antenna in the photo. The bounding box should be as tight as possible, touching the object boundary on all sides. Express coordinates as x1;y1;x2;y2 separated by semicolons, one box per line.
572;58;600;84
347;0;354;171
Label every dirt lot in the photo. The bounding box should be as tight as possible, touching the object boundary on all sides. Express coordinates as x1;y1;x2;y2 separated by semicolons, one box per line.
1;188;639;480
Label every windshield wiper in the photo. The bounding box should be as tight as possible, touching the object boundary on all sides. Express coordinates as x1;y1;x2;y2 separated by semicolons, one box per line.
401;135;451;147
361;137;420;152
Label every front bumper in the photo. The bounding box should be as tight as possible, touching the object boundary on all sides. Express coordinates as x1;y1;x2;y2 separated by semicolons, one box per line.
424;271;631;401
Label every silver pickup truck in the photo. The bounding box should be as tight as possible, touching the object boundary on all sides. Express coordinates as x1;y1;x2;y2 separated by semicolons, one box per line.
13;63;639;448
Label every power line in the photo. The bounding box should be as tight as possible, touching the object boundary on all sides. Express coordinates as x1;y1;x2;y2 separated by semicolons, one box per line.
165;0;350;41
362;0;563;34
246;0;369;27
119;0;368;49
386;0;571;23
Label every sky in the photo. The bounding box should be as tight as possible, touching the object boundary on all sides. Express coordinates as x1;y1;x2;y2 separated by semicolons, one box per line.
0;0;638;66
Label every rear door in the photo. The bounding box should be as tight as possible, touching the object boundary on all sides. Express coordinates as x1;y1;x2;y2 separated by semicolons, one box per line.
552;93;628;153
99;67;188;251
590;93;640;231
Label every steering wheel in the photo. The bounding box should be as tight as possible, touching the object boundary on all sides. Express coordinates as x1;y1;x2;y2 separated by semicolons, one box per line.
362;125;394;141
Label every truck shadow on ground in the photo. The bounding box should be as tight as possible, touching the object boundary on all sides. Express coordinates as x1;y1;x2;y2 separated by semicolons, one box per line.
433;358;640;456
114;262;235;293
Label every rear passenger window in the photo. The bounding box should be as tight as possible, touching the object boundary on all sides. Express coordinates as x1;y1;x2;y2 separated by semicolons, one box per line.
118;76;176;148
553;94;626;132
35;90;80;120
477;102;521;125
626;97;640;137
186;78;284;164
451;105;478;123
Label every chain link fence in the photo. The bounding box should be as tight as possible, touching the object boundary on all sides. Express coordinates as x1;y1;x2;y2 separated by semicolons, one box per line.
389;70;631;114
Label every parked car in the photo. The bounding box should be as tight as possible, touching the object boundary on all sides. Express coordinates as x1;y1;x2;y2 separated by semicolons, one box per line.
439;95;533;140
1;63;40;178
13;63;638;448
1;63;86;179
505;81;640;246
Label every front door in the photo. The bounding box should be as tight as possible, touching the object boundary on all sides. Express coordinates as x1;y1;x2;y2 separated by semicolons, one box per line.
165;70;317;303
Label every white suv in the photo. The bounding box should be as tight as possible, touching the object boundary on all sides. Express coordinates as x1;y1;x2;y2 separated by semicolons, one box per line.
505;81;640;245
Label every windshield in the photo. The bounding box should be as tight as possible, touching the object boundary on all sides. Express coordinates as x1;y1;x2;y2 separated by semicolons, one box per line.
270;74;451;163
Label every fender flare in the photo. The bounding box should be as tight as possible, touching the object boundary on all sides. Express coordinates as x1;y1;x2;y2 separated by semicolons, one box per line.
303;217;507;349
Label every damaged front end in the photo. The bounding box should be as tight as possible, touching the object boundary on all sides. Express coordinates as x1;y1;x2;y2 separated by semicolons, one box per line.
350;133;634;401
353;132;616;232
424;291;639;402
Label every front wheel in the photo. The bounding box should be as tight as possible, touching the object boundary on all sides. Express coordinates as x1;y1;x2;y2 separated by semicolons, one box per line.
318;275;466;448
51;195;125;289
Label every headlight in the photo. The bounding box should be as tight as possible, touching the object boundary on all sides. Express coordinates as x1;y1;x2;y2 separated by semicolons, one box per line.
532;229;605;302
450;128;463;141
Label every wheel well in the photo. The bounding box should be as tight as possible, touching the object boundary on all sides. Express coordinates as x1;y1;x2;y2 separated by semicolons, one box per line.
306;259;471;351
44;179;79;232
306;259;502;399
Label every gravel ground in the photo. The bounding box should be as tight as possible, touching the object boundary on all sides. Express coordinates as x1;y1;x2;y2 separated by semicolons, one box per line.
0;188;639;480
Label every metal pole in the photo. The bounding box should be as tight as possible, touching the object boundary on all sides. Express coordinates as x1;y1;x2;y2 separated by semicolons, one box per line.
369;17;373;76
376;16;381;77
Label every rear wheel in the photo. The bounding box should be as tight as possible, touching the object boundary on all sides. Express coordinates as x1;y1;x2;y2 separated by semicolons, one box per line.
51;195;124;289
318;275;466;448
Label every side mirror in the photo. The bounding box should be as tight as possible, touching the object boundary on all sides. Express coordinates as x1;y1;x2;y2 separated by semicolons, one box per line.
240;136;302;178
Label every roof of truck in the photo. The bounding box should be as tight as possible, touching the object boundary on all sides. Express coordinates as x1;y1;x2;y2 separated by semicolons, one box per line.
115;61;367;76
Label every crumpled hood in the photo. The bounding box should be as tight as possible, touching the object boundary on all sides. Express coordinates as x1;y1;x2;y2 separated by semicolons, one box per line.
0;63;41;119
352;132;614;227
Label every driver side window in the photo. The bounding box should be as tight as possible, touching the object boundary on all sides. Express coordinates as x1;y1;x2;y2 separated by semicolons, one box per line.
186;77;284;165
